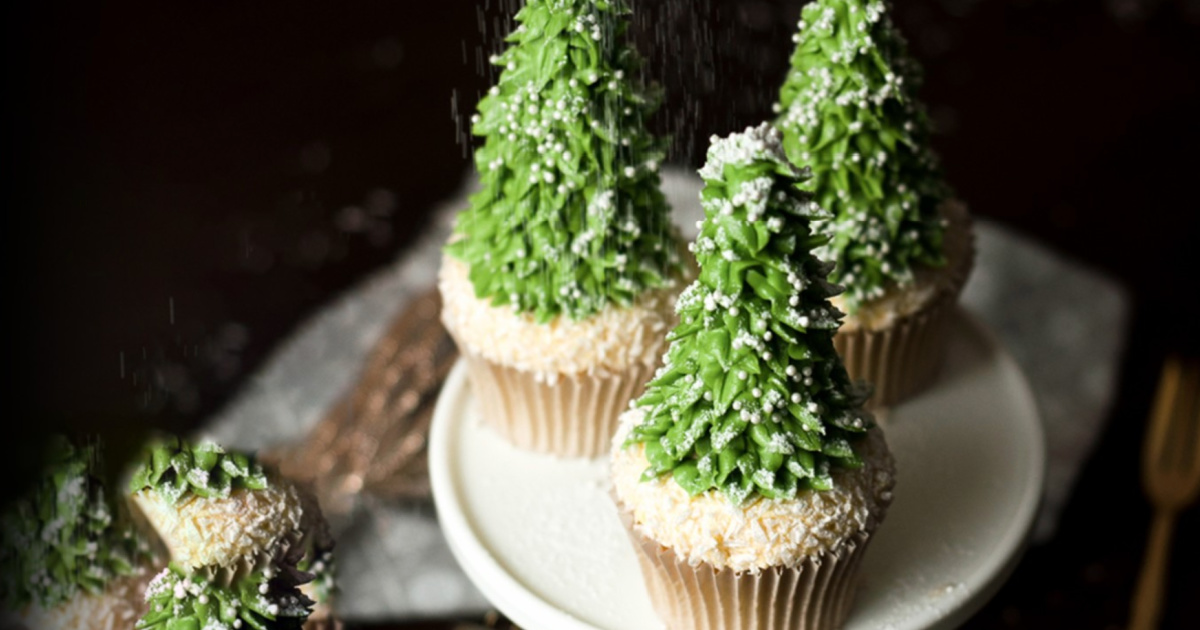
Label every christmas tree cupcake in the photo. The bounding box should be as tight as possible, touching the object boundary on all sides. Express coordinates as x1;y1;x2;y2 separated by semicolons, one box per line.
440;0;686;457
128;437;328;629
775;0;974;407
612;124;895;630
1;436;156;629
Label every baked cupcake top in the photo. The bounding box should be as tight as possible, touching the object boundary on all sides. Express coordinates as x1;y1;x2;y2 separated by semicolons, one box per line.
615;123;896;571
0;436;151;613
775;0;951;315
445;0;682;324
613;409;893;572
128;438;303;573
440;254;678;379
16;572;152;630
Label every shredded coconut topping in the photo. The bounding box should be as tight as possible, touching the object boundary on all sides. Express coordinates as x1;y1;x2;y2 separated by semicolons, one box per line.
19;572;151;630
130;476;303;572
612;409;895;573
440;254;685;381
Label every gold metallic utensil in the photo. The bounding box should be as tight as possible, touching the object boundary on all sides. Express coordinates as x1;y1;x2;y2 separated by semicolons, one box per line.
1130;355;1200;630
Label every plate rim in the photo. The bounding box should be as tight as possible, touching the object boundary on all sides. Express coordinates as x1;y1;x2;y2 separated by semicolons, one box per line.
430;307;1046;630
431;360;601;630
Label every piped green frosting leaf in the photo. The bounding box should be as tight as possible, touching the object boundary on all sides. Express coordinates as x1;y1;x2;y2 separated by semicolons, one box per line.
447;0;682;323
626;123;872;506
775;0;949;314
0;436;150;609
128;436;268;505
137;564;311;630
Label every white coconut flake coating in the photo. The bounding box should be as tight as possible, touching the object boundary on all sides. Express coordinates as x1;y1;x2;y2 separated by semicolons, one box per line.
17;572;151;630
440;254;683;381
611;409;895;574
832;199;973;331
130;475;303;572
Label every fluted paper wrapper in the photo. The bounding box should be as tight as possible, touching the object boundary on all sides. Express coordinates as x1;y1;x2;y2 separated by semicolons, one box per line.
454;342;656;457
835;207;975;409
834;295;956;409
624;519;874;630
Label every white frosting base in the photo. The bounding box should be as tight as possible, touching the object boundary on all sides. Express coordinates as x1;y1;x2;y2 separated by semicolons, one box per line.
833;200;973;332
439;254;682;381
16;572;150;630
130;476;303;572
611;409;895;573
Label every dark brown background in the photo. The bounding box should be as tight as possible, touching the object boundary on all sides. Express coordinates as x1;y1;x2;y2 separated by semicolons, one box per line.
7;0;1200;627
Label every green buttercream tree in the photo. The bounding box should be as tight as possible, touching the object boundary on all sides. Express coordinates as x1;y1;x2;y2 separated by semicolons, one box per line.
138;565;309;630
775;0;949;313
0;436;149;610
626;124;871;506
127;436;269;505
447;0;681;323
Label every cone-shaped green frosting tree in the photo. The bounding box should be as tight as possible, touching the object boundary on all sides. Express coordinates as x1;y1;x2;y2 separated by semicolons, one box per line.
447;0;681;323
775;0;949;313
0;436;149;610
626;123;872;506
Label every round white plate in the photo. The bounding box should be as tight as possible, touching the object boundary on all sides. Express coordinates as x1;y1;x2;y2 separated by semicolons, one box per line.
430;308;1045;630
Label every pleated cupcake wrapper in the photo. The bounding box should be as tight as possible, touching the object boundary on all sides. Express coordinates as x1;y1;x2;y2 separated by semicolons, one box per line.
833;295;955;409
454;341;656;458
835;213;976;409
620;510;874;630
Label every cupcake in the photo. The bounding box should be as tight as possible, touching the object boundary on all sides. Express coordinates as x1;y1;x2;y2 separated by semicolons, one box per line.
612;124;895;630
440;0;687;457
775;0;974;407
0;436;157;630
127;437;327;629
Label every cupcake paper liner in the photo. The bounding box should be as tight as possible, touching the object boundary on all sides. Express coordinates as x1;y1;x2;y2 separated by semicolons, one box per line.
833;294;956;409
835;205;975;409
623;515;873;630
455;341;657;458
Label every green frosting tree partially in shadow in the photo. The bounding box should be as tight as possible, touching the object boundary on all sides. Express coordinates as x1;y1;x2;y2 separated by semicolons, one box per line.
0;436;149;611
447;0;681;323
775;0;950;314
627;124;872;506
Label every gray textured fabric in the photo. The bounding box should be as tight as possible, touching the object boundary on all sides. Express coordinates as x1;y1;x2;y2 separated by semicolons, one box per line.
205;168;1128;619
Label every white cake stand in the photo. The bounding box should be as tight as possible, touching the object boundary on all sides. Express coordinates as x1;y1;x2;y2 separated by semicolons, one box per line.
429;307;1045;630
